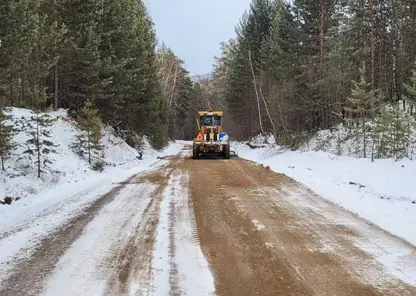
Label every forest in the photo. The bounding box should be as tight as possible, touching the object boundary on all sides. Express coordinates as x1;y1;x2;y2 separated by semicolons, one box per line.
1;0;416;160
196;0;416;159
0;0;197;152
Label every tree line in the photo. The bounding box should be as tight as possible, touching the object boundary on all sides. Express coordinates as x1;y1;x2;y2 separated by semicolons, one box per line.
200;0;416;151
0;0;199;174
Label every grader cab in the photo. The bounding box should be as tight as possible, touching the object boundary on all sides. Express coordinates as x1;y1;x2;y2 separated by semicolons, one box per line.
192;111;230;159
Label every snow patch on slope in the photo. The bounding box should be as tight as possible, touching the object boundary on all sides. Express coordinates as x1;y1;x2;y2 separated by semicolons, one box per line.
298;102;416;160
1;108;126;199
1;107;184;202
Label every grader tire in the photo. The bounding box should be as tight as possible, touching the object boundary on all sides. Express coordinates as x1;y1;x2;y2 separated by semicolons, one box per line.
223;144;230;159
193;144;200;159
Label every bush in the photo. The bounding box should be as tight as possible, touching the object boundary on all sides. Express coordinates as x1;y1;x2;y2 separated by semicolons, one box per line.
92;161;104;172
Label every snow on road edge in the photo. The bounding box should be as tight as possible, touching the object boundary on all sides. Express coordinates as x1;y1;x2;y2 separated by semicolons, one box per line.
0;141;183;233
237;144;416;246
41;183;157;296
0;142;183;283
238;144;416;285
150;172;215;296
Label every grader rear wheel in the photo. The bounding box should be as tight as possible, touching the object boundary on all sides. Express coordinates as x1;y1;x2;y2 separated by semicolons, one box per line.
223;144;230;159
192;144;200;159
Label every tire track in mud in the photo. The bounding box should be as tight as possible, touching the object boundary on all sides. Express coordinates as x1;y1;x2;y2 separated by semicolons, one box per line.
0;174;138;296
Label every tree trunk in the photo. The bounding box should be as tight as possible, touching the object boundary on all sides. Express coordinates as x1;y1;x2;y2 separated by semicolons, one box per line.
54;66;59;110
88;130;91;164
1;147;4;171
248;50;264;135
53;0;59;110
36;111;41;178
259;74;276;136
370;0;375;89
363;128;366;158
319;0;326;66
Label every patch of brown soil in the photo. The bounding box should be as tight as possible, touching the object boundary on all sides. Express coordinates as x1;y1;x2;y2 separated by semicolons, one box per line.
186;158;311;296
186;157;416;296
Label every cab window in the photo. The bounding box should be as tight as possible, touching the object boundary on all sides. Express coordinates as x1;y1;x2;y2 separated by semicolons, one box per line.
200;115;221;126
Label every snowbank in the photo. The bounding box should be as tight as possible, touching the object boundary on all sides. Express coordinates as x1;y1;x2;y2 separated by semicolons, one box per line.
237;142;416;246
297;101;416;160
0;107;183;205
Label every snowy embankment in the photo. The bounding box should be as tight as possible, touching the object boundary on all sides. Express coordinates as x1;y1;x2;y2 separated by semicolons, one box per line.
237;138;416;246
0;107;183;233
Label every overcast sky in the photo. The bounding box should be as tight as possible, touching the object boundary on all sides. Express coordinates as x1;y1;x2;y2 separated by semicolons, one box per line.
144;0;251;76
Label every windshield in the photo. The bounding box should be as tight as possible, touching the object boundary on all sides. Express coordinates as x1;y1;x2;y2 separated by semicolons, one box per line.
200;115;221;126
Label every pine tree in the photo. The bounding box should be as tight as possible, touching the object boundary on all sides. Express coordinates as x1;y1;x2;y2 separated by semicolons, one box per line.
74;100;104;167
264;1;300;82
374;102;412;159
58;0;107;113
374;105;392;158
345;63;379;118
24;103;58;178
147;92;169;150
0;109;15;171
21;1;60;178
136;1;170;148
390;104;411;159
96;0;143;127
345;62;380;157
0;0;43;107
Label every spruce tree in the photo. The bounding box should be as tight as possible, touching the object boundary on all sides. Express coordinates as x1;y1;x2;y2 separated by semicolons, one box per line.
75;100;104;167
0;109;15;171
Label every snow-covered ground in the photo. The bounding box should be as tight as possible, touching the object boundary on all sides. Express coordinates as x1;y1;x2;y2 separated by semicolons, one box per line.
0;107;184;280
0;155;177;280
41;182;159;296
237;141;416;246
150;172;215;296
1;107;181;202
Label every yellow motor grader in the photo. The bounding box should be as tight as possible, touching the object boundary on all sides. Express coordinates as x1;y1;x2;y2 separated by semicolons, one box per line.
192;111;230;159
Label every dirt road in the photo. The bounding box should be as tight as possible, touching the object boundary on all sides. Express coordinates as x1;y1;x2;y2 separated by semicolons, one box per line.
0;147;415;295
